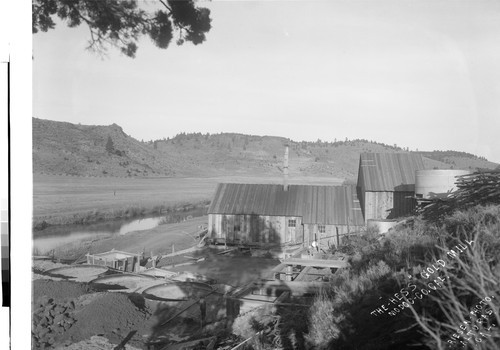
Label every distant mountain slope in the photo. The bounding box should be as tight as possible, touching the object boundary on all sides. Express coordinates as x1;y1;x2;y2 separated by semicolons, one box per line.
33;118;176;177
417;150;498;171
32;118;498;179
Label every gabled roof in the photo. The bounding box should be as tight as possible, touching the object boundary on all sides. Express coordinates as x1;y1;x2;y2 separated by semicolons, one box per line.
207;183;364;226
357;153;425;192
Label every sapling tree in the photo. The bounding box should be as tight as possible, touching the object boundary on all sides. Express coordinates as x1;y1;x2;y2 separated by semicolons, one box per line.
105;135;114;153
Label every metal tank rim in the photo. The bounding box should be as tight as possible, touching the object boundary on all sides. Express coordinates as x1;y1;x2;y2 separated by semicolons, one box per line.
44;264;109;275
141;281;215;302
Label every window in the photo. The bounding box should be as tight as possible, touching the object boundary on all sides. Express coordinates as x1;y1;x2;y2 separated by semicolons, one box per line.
288;219;296;227
318;225;326;233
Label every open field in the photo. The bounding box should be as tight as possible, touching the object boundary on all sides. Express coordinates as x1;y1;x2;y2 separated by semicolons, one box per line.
33;174;344;225
33;175;216;218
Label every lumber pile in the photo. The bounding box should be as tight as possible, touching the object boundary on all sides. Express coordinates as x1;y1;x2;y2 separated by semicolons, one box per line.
420;171;500;221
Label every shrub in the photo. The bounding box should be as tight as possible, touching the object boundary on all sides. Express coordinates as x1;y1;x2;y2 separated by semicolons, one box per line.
232;305;275;340
409;205;500;350
305;289;341;348
231;300;310;350
305;205;499;350
305;261;420;349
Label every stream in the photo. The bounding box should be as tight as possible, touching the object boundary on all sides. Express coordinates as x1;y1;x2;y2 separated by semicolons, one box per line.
33;207;205;254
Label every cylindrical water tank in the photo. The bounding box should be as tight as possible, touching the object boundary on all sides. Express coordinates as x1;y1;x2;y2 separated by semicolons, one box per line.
367;219;398;234
415;169;471;199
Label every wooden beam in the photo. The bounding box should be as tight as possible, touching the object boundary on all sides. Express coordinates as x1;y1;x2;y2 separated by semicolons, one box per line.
288;246;307;258
113;330;137;350
293;266;313;281
274;291;290;304
253;280;327;295
282;258;347;268
161;336;217;350
230;331;263;350
231;281;257;298
254;280;327;289
240;294;277;302
270;263;287;273
216;248;238;255
227;296;309;308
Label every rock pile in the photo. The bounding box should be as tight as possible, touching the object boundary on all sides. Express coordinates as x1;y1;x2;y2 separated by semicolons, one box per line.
54;335;142;350
59;292;150;348
32;296;76;349
33;280;93;303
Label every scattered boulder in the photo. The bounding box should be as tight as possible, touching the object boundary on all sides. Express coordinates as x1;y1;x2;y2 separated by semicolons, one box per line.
32;298;77;349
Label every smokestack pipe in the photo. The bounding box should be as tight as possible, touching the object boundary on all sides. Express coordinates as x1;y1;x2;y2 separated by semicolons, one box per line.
284;145;289;191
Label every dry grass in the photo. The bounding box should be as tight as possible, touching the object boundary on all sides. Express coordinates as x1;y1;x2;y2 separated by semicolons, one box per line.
33;174;343;227
33;174;215;222
305;289;340;349
404;206;500;350
304;205;499;349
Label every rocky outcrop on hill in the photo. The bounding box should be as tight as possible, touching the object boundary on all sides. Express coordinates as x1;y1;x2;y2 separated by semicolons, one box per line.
32;118;498;179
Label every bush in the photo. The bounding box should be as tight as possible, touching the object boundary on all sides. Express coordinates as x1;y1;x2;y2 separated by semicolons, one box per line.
304;205;500;350
232;305;276;340
305;289;340;348
410;205;500;350
231;300;310;350
305;261;427;350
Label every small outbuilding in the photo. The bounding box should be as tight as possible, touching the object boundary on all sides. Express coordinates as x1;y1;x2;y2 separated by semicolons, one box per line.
86;249;140;272
357;152;426;222
207;183;364;249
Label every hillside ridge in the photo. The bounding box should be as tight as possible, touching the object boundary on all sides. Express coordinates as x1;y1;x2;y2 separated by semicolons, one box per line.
33;118;499;179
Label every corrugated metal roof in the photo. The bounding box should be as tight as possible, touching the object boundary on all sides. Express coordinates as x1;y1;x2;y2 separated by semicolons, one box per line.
357;153;425;192
207;183;364;226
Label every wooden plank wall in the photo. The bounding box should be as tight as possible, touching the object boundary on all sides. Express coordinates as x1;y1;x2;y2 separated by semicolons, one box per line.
392;191;416;218
303;224;364;249
363;191;416;221
208;214;303;245
364;191;393;221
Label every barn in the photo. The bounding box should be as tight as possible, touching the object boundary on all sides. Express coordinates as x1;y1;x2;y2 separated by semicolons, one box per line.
207;183;364;249
356;153;426;222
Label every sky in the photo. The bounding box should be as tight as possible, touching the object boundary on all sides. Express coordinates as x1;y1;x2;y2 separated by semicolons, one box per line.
2;1;500;346
32;0;500;163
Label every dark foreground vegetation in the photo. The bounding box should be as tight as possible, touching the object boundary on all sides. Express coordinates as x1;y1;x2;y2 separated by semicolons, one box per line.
230;176;500;349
